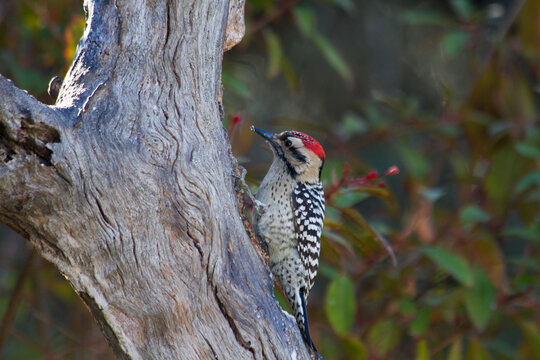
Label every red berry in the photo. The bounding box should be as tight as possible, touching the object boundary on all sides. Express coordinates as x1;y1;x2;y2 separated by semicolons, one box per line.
366;171;378;180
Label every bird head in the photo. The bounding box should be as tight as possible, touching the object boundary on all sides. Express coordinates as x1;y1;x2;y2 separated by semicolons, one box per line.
252;126;325;183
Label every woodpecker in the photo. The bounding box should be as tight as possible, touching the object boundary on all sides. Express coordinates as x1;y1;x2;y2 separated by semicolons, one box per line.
251;126;325;350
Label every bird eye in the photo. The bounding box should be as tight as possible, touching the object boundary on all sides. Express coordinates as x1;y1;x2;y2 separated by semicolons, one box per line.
284;139;292;147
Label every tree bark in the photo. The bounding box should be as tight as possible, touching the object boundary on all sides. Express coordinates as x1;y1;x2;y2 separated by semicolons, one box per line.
0;0;313;359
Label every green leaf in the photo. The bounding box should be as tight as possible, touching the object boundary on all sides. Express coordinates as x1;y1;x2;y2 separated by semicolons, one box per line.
325;274;356;336
263;29;283;78
460;205;490;230
364;103;385;127
421;247;474;287
317;263;341;279
516;171;540;193
280;56;299;90
339;207;397;266
450;0;475;20
312;33;353;81
483;336;521;358
338;186;394;205
485;144;529;218
463;267;496;331
450;153;468;179
448;338;463;360
416;340;429;360
293;5;352;81
516;143;540;158
324;219;362;251
503;222;540;244
338;111;368;139
513;274;540;291
399;145;429;180
410;306;431;336
525;128;540;143
222;72;251;98
323;205;342;223
424;293;453;307
519;321;540;359
333;191;370;207
343;338;367;360
1;53;50;95
397;298;417;316
293;5;316;37
368;318;402;356
507;256;540;271
466;338;492;360
441;30;469;57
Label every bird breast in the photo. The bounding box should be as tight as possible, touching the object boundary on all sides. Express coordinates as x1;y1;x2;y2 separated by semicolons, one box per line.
254;166;297;267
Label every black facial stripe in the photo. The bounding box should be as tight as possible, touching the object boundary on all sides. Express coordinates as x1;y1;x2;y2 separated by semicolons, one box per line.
273;142;284;157
281;152;298;177
267;137;297;177
279;133;290;141
274;147;297;177
281;135;307;163
290;147;307;163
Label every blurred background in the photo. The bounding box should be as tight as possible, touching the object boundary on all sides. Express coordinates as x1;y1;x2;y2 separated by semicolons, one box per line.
1;0;539;359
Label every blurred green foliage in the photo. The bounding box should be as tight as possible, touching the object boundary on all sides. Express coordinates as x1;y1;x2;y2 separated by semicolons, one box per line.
1;0;540;359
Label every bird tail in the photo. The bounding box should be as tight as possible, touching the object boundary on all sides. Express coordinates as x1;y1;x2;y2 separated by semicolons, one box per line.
294;287;316;351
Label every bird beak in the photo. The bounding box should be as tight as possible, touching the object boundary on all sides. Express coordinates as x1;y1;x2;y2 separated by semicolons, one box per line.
251;126;280;148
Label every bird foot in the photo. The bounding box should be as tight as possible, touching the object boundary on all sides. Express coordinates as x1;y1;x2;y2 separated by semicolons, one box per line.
253;199;268;214
236;166;267;214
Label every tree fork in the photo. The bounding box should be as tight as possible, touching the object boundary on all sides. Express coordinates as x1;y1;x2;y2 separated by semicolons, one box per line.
0;0;315;358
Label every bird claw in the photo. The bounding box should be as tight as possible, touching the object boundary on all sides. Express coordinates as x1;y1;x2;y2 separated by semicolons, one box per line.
236;166;266;213
254;200;267;214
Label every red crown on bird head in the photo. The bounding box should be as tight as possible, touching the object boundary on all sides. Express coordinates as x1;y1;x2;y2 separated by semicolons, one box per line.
287;131;325;160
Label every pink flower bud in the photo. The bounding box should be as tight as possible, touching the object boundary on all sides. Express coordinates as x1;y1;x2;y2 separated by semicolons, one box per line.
386;166;399;175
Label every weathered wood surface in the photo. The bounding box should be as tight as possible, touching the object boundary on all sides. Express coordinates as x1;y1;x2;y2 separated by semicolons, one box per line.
0;0;313;358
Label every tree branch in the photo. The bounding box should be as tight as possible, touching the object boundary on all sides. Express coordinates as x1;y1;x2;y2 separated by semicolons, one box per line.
0;75;61;166
224;0;246;51
0;0;315;358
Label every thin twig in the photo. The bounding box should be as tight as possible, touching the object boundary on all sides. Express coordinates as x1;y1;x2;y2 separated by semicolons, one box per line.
247;0;302;36
8;328;53;359
30;308;103;354
0;250;36;355
461;0;527;103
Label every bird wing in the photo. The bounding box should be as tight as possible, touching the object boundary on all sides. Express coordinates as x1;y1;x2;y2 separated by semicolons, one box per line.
291;182;325;294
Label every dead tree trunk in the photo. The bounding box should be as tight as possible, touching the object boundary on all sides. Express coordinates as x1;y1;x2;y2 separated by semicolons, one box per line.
0;0;313;358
